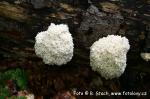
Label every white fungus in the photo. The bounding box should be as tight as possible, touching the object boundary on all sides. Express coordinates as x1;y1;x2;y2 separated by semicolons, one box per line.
90;35;130;79
140;53;150;61
34;23;74;65
26;94;34;99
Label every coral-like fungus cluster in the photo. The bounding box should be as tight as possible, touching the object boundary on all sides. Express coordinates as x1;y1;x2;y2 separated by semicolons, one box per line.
35;23;74;65
90;35;130;79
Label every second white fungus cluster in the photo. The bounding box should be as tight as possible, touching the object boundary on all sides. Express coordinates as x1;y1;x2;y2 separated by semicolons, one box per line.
34;23;74;65
140;53;150;61
90;35;130;79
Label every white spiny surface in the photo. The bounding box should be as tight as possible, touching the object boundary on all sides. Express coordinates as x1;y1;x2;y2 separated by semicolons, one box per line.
34;23;74;65
90;35;130;79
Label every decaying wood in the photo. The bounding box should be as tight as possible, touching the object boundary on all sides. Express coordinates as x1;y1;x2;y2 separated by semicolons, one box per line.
0;0;150;98
0;1;30;22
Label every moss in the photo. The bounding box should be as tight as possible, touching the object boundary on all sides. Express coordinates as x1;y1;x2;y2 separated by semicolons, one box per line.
0;68;27;98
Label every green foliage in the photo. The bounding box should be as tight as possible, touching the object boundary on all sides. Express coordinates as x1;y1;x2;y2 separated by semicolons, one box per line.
17;96;27;99
18;96;27;99
0;87;10;99
0;68;28;98
5;68;28;90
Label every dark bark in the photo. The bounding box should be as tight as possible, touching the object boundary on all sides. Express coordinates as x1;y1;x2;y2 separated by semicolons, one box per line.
0;0;150;98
